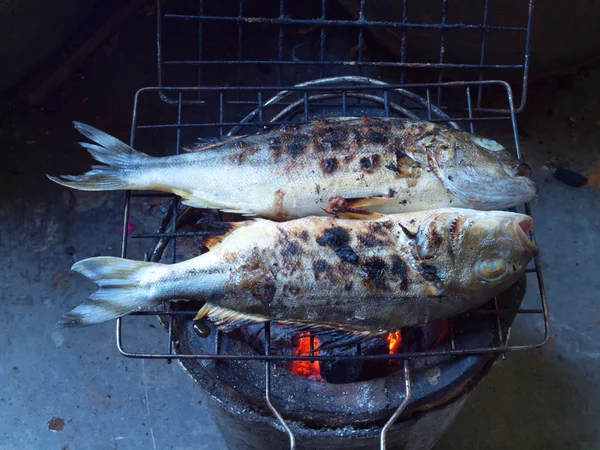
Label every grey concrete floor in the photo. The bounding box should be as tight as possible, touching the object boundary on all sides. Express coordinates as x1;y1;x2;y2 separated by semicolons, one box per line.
1;9;599;450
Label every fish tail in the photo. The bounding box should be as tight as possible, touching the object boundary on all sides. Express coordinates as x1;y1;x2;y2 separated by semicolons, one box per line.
46;122;151;191
57;256;164;328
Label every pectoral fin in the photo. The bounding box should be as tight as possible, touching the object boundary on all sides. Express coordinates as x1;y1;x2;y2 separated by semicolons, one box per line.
193;303;383;348
196;219;257;249
323;195;398;220
193;303;269;330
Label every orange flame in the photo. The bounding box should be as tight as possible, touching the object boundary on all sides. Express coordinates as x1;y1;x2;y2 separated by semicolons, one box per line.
290;332;324;382
386;330;402;354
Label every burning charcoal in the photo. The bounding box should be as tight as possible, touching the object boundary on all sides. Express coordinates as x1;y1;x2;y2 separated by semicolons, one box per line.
357;335;394;380
319;344;363;384
318;333;404;383
240;324;327;382
403;320;449;352
239;323;267;355
319;337;363;384
319;335;391;384
288;333;324;382
402;327;426;353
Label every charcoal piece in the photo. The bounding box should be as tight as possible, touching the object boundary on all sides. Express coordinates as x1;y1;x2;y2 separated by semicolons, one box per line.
318;334;364;384
402;327;426;353
357;335;392;381
554;167;587;187
403;321;446;352
319;349;363;384
316;334;387;383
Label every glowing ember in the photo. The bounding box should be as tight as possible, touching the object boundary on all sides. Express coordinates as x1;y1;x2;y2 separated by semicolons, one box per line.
386;330;402;354
289;332;324;382
434;319;450;347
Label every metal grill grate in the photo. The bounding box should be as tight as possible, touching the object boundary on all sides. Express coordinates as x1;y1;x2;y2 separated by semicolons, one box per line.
118;77;549;362
116;78;549;448
156;0;534;112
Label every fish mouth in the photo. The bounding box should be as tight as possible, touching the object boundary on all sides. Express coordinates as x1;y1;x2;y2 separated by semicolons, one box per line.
498;171;539;200
445;175;538;210
515;162;532;177
501;161;534;180
513;217;538;256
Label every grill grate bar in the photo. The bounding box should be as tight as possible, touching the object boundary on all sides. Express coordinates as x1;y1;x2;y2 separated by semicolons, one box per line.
236;0;244;89
466;86;475;134
398;0;409;85
449;319;457;350
477;0;491;109
196;0;203;102
162;60;524;70
146;81;509;92
163;14;528;32
436;0;448;106
380;361;411;450
264;322;296;448
124;306;544;317
115;341;550;361
357;0;366;68
165;92;185;363
133;116;510;130
494;297;506;360
319;0;326;77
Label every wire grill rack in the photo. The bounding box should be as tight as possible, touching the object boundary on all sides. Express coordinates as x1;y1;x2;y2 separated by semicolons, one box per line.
119;77;549;359
110;1;547;447
156;0;534;112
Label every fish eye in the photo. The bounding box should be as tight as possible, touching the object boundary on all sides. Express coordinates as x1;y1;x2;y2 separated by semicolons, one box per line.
476;258;507;281
471;136;505;152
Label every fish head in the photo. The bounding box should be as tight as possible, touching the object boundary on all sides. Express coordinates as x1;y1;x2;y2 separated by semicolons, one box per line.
428;130;537;210
417;209;537;300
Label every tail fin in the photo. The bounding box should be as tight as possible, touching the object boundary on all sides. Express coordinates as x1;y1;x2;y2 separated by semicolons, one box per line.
47;122;151;191
57;256;163;328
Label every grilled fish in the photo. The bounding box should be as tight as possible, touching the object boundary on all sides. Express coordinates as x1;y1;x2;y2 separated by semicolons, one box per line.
56;208;538;336
47;117;537;220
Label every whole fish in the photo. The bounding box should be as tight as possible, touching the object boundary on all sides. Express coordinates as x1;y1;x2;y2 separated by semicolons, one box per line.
47;117;537;221
56;208;538;336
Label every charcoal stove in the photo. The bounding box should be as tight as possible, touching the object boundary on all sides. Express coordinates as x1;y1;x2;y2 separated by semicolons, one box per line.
109;1;550;449
138;194;529;450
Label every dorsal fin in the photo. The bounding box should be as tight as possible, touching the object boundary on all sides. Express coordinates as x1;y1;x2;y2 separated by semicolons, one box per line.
182;134;251;153
196;219;256;249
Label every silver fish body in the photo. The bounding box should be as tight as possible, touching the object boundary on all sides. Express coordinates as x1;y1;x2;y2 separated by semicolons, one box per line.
57;208;538;335
47;118;537;220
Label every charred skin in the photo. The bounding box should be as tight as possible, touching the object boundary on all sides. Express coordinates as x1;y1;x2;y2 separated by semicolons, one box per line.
48;117;537;219
214;217;443;331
